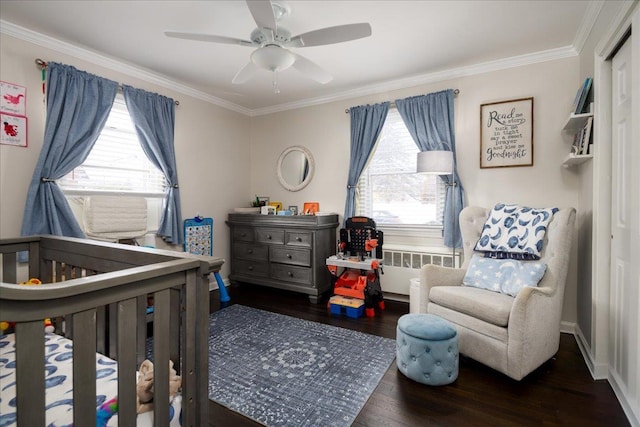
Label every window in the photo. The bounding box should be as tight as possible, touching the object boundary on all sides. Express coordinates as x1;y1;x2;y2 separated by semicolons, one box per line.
356;108;446;227
58;94;166;195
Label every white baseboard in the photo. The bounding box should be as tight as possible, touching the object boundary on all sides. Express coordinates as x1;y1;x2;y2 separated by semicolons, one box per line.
609;369;640;427
572;324;609;380
560;320;575;334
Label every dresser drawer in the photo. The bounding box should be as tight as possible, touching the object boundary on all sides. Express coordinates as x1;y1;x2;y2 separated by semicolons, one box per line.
234;242;268;261
256;228;284;244
270;247;311;266
234;259;269;277
285;231;312;247
233;227;254;242
270;264;313;286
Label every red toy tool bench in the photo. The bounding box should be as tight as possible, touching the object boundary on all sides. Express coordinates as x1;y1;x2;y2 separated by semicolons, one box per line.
326;217;384;317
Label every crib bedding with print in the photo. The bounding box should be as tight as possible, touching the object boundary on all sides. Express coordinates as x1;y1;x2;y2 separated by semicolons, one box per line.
0;333;182;426
0;235;222;427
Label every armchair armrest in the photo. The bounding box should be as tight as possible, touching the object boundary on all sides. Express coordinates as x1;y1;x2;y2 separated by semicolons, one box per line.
507;285;563;379
418;265;467;313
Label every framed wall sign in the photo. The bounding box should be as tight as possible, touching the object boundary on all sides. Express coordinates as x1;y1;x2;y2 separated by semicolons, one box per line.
480;97;533;168
0;112;28;147
1;81;27;116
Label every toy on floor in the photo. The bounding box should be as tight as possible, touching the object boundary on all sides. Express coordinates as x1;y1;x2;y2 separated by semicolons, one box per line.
0;278;54;334
329;295;365;318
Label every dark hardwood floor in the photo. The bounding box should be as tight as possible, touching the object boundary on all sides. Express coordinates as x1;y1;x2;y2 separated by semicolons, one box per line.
208;283;629;427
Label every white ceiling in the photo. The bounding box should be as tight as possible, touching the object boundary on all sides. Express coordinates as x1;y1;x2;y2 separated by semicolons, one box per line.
0;1;597;115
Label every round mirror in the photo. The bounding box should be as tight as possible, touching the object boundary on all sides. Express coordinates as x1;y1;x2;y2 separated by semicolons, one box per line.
277;146;314;192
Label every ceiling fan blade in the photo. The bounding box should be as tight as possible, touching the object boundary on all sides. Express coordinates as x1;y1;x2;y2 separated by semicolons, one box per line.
288;23;372;48
291;53;332;84
165;31;254;46
246;0;277;30
232;61;261;84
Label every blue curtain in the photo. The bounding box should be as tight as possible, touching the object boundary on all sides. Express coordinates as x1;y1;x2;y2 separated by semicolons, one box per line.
343;102;390;223
395;89;464;249
20;62;118;239
122;85;182;245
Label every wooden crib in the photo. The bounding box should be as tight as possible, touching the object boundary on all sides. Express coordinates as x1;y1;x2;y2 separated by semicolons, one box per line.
0;235;223;427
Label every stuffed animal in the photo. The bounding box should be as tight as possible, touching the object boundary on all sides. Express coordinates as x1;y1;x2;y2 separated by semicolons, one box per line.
136;359;182;414
96;397;118;427
0;278;55;334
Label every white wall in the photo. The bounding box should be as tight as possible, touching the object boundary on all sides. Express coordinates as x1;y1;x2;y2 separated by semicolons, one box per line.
250;57;581;323
1;32;583;323
0;34;251;280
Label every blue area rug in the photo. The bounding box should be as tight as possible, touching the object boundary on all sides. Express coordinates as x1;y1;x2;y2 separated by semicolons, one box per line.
207;305;396;426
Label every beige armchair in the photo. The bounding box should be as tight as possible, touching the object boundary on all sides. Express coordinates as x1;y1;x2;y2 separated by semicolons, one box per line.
419;206;576;380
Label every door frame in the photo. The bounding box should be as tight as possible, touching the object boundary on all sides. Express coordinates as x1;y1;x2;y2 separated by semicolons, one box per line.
591;2;639;424
591;2;638;378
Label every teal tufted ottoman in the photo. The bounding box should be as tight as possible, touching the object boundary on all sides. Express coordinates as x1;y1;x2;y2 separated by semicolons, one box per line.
396;313;458;385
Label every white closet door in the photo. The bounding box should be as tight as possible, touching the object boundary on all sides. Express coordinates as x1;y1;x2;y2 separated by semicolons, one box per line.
610;33;638;419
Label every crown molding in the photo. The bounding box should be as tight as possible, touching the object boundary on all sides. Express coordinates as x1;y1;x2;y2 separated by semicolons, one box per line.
250;45;577;116
0;20;252;116
2;18;582;118
573;0;605;54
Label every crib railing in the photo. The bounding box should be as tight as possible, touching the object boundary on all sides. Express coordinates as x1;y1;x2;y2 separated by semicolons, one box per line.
0;235;222;427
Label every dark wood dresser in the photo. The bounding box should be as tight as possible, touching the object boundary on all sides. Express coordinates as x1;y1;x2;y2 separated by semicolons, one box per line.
226;213;339;303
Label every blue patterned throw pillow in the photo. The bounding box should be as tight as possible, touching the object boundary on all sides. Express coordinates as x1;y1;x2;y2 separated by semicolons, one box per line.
462;254;547;297
474;203;558;260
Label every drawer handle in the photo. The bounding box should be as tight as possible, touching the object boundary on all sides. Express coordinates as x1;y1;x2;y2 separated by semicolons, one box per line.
248;266;253;271
247;249;253;254
267;235;272;240
286;253;292;259
296;237;302;242
287;271;293;277
240;233;247;237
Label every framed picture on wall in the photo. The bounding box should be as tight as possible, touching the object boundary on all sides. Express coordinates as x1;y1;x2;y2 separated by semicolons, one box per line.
480;97;533;168
0;112;28;147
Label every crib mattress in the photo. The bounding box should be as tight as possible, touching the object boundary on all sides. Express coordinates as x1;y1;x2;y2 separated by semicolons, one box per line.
0;333;181;426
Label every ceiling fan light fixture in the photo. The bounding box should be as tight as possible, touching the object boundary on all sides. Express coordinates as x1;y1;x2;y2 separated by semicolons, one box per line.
251;45;295;72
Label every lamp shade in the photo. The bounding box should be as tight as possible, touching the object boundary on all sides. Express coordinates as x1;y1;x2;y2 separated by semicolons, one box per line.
416;150;454;175
251;45;295;72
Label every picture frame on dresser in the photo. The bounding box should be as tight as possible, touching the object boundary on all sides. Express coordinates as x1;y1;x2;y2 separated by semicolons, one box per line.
303;202;319;215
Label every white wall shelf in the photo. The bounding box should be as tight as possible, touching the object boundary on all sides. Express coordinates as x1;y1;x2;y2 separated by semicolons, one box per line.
563;111;594;132
562;153;593;168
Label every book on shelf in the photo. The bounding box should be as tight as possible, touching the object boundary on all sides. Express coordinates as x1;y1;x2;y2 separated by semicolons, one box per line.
572;116;593;155
571;84;583;114
581;116;593;154
575;77;593;115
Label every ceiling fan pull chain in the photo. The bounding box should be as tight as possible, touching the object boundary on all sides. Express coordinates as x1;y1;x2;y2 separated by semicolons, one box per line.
272;70;280;94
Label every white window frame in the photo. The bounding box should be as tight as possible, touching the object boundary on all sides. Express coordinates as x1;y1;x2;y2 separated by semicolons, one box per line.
57;93;166;198
355;108;447;240
57;93;166;232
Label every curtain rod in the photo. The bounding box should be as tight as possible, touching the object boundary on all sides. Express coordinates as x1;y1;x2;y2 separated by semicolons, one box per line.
35;58;180;106
344;88;459;113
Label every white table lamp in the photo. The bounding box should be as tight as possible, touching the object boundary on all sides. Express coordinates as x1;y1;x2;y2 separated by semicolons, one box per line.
416;150;457;267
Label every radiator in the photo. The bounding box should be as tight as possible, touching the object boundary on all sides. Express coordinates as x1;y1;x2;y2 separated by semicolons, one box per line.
379;246;461;295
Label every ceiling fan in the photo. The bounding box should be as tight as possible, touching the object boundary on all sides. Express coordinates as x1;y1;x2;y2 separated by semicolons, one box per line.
165;0;372;93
